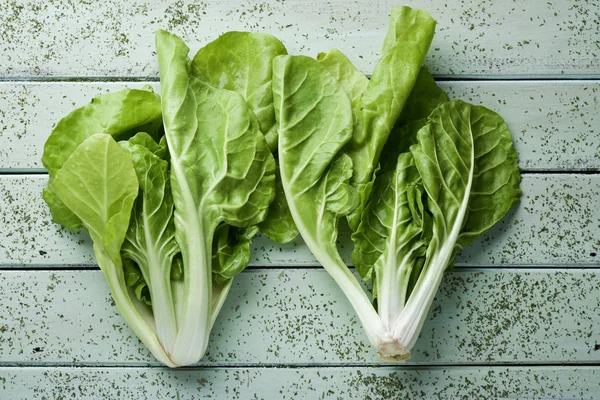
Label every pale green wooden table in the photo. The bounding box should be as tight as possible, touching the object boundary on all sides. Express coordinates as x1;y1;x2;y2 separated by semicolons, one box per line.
0;1;599;398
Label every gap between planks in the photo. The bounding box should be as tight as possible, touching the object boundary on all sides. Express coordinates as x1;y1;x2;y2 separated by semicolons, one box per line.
1;363;600;369
1;170;599;175
0;266;599;271
1;75;600;83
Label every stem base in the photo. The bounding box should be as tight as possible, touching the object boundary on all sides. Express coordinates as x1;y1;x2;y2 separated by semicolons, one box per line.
377;339;411;363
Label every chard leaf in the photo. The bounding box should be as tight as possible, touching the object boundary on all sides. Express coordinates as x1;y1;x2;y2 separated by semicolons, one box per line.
380;66;449;171
212;224;258;283
275;54;386;347
392;99;521;353
192;31;287;151
352;153;430;332
397;66;448;124
345;6;436;230
256;168;298;243
382;6;433;54
352;153;428;279
50;133;175;367
156;30;276;365
412;100;521;251
126;131;164;155
123;258;152;306
42;89;163;231
192;31;294;244
118;138;180;355
317;48;369;129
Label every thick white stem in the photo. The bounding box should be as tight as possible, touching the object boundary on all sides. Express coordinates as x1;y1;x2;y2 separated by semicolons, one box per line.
97;250;176;367
391;242;452;349
145;251;177;356
168;162;212;366
391;125;475;351
314;248;388;347
140;190;178;356
377;205;399;331
377;250;418;330
210;279;233;330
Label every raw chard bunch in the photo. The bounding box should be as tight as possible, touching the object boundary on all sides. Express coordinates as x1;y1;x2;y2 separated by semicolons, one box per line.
42;30;279;366
276;6;521;361
41;5;522;366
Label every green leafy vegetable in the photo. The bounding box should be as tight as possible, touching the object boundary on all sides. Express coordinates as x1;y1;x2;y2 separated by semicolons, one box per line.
41;5;523;367
275;7;520;362
256;169;298;243
275;54;389;346
379;66;449;171
43;30;277;367
352;100;521;361
42;89;163;231
193;31;297;244
317;48;369;129
192;31;287;152
49;133;176;366
344;6;437;230
212;224;257;283
119;137;180;356
156;29;276;365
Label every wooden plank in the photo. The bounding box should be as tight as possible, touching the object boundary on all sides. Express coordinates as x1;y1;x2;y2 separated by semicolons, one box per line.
0;366;599;399
1;174;598;267
1;81;599;171
0;1;598;78
439;81;600;171
0;268;598;365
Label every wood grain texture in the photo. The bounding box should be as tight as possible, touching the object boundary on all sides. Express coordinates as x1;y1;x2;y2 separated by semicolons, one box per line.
0;366;599;399
0;269;597;365
0;0;598;78
1;174;598;267
0;0;598;398
1;81;599;171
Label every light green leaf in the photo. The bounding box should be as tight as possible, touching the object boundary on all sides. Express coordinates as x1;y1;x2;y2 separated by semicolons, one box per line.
275;54;386;347
352;153;425;279
126;131;164;155
352;153;429;331
345;6;436;230
398;66;448;124
157;30;276;365
379;66;449;171
49;133;175;367
317;48;369;130
123;258;152;306
412;100;522;251
257;168;298;243
118;139;181;355
42;88;163;231
212;224;258;283
50;134;138;258
392;99;521;353
381;6;433;54
192;32;291;244
192;31;287;152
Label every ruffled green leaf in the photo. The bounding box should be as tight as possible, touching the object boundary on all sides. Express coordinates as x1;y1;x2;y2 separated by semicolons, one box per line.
49;133;175;366
156;30;276;364
42;89;162;231
192;31;287;151
345;6;437;230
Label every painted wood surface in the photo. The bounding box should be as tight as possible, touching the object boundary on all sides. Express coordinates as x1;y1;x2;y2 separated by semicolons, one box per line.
1;81;599;172
1;174;598;267
0;0;598;78
1;366;599;399
0;269;598;366
1;0;599;397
